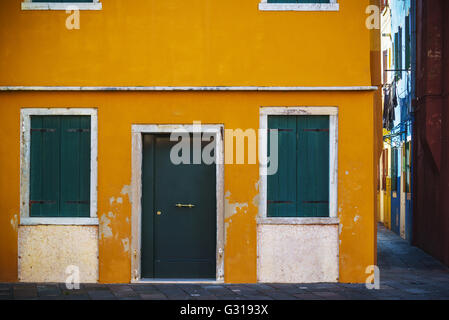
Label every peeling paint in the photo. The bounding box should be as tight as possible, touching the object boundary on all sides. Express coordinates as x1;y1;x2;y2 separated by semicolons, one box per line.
120;185;132;202
255;179;261;192
10;214;18;232
252;193;260;209
110;196;123;205
354;215;361;223
121;238;130;253
224;191;248;219
99;214;113;239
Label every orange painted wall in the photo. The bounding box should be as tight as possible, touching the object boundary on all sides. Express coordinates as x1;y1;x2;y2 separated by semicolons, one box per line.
0;91;375;283
0;0;376;283
0;0;371;87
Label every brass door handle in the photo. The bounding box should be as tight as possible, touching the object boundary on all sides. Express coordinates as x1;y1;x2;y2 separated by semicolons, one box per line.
175;204;195;208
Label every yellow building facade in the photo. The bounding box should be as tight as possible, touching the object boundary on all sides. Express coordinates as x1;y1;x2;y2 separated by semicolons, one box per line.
0;0;380;284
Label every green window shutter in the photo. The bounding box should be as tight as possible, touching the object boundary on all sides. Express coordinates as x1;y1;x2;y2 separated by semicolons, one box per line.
394;32;399;80
297;116;329;217
60;116;91;217
267;115;330;218
30;116;61;217
405;142;411;193
391;148;398;192
398;26;403;78
405;15;411;70
30;115;91;218
267;116;297;217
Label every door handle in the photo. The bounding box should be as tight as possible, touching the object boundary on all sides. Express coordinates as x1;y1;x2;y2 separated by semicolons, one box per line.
175;204;195;208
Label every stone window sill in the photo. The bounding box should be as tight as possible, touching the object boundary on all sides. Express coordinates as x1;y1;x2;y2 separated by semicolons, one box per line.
257;217;340;225
20;217;99;226
258;3;339;12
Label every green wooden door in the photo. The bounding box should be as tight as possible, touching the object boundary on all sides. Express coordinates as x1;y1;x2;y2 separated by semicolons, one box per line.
141;134;217;280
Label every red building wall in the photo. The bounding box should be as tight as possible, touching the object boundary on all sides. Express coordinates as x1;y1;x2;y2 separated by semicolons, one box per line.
414;0;449;266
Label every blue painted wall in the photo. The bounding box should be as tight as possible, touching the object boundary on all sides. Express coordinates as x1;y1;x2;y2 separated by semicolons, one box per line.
387;0;415;243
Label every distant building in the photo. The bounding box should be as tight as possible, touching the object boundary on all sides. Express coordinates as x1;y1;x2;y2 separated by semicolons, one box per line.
379;0;415;243
413;0;449;267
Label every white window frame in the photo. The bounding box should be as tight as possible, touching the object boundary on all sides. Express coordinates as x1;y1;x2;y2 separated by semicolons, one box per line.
258;107;339;225
20;108;98;226
21;0;102;11
259;0;339;12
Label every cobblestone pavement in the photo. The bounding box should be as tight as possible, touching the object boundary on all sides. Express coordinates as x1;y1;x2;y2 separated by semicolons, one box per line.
1;224;449;300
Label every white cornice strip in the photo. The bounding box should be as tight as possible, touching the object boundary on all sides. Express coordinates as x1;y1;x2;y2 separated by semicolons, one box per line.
21;2;102;10
258;3;339;11
0;86;378;91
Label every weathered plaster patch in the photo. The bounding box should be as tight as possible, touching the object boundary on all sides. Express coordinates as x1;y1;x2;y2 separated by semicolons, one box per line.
18;225;98;283
255;179;261;192
224;191;248;219
121;238;130;253
10;214;18;232
109;196;123;205
257;224;339;283
121;185;132;202
99;213;113;239
252;193;260;212
224;191;248;244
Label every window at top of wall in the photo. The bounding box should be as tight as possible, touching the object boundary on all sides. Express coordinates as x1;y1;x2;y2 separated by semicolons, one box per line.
21;0;102;11
259;0;339;12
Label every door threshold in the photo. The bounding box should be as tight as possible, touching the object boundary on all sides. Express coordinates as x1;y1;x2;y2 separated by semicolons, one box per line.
137;278;224;284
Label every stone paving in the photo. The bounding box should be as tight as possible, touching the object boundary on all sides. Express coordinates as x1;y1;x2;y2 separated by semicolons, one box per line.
1;223;449;300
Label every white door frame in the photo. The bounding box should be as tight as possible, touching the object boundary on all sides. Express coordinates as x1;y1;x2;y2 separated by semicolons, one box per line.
130;124;225;283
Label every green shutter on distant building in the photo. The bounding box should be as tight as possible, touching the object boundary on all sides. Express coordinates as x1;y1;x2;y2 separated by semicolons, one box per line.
267;115;330;218
394;32;399;80
30;115;91;218
405;15;411;70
